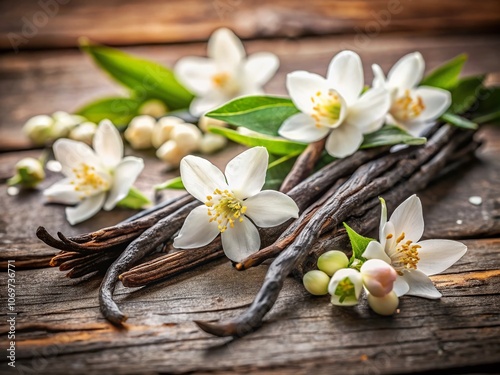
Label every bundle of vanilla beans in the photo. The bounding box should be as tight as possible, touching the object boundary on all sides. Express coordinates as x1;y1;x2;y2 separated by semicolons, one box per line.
37;123;480;334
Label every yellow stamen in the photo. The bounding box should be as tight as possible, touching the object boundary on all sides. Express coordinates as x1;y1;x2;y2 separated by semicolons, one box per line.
310;89;343;128
391;89;425;121
205;189;247;233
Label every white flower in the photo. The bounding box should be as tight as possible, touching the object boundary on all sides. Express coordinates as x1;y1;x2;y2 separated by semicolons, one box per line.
44;120;144;225
174;28;279;117
173;147;299;262
372;52;451;137
360;259;398;297
363;195;467;299
328;268;363;306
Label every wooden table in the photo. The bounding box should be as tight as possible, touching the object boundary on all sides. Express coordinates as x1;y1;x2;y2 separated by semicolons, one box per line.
1;2;500;373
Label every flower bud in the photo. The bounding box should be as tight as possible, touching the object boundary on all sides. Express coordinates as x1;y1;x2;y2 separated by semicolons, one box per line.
303;270;330;296
198;115;227;132
8;157;45;188
328;268;362;306
360;259;397;297
125;115;155;149
151;116;185;148
170;123;202;153
199;133;228;154
68;121;97;145
156;140;185;169
367;291;399;316
51;111;85;139
317;250;349;276
22;115;54;145
138;99;168;117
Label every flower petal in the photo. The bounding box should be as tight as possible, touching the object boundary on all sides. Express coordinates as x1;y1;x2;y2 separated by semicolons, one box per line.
379;198;388;245
173;205;220;249
53;138;101;177
286;71;329;113
325;124;363;158
43;179;80;205
189;93;228;117
180;155;229;202
371;64;386;89
404;120;436;138
208;28;245;69
393;276;410;297
221;219;260;262
278;113;330;143
174;56;218;96
93;120;123;169
346;87;390;131
326;50;364;105
402;269;442;299
244;52;279;86
411;86;451;123
387;52;425;90
363;241;392;264
225;146;268;200
416;239;467;276
65;192;106;225
389;194;424;243
104;156;144;211
244;190;299;227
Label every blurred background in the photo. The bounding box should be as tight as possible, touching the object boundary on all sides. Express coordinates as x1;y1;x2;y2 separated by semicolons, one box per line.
1;0;499;150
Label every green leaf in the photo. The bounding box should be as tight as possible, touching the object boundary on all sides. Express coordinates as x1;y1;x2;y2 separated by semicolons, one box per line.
441;112;478;130
76;97;143;128
343;222;374;260
361;125;426;149
471;86;500;124
206;96;300;136
449;75;485;114
208;126;307;155
264;152;301;190
80;40;193;110
116;187;151;209
154;176;185;191
421;54;467;90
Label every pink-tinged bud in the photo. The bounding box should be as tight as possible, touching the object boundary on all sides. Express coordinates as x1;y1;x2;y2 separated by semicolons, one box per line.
360;259;397;297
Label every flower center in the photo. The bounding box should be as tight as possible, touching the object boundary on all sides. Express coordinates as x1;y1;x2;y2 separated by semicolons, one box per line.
205;188;247;233
390;89;425;122
335;277;356;303
310;90;343;128
388;232;421;275
212;72;231;88
70;163;110;199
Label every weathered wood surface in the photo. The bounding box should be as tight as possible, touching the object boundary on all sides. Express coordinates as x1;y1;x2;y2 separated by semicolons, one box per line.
0;31;500;375
1;0;499;50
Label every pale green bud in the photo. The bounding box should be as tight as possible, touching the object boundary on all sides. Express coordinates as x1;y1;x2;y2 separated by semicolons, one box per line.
303;270;330;296
328;268;362;306
317;250;349;276
367;291;399;316
22;115;54;145
199;133;228;154
138;99;168;118
8;157;45;188
125;115;155;149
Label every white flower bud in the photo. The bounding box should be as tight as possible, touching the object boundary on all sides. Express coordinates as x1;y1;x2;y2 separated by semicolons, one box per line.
22;115;54;145
51;111;85;139
125;115;155;149
170;123;202;153
8;157;45;188
138;99;168;117
156;140;185;169
68;121;97;145
360;259;398;297
199;133;228;154
317;250;349;276
303;270;330;296
198;115;227;132
328;268;363;306
151;116;185;148
367;291;399;316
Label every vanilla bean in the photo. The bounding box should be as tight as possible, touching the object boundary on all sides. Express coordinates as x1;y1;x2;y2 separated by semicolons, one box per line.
99;200;200;325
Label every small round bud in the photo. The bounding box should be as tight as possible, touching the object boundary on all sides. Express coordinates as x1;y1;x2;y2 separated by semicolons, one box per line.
151;116;185;148
367;291;399;316
138;99;168;117
23;115;54;145
198;115;227;132
8;157;45;188
51;111;85;139
170;123;202;153
360;259;398;297
303;270;330;296
199;133;228;154
328;268;363;306
125;115;155;149
317;250;349;276
68;121;97;145
156;140;185;169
